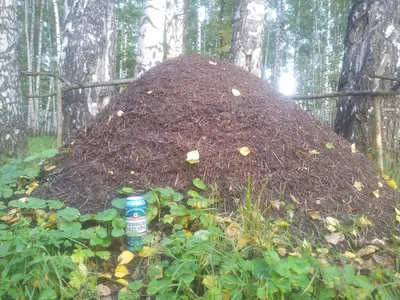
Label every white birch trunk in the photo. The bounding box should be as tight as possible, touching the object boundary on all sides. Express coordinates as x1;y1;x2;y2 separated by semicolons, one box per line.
197;0;202;53
25;0;35;133
36;0;45;133
0;0;27;161
229;0;265;77
166;0;184;58
135;0;166;78
52;0;62;146
61;0;117;142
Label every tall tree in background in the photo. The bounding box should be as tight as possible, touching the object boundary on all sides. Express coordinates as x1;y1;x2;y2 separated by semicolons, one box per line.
273;0;285;86
61;0;117;142
0;0;27;161
229;0;265;77
335;0;400;169
166;0;184;58
135;0;166;78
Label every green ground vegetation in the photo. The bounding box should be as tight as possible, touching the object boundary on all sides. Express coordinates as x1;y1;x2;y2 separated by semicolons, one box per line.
0;137;399;299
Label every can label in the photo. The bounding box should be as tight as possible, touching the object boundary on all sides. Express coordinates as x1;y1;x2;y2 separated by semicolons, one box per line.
125;197;147;251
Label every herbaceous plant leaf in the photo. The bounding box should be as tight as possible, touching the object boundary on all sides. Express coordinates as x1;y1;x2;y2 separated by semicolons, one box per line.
193;178;206;190
118;251;135;265
94;208;118;221
325;142;334;149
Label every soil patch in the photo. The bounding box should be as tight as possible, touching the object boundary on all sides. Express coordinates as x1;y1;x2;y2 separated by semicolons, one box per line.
35;55;399;238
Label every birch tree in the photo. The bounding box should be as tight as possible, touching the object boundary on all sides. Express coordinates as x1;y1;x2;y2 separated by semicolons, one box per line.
135;0;166;78
0;0;27;161
335;0;400;169
166;0;184;58
229;0;265;77
61;0;117;142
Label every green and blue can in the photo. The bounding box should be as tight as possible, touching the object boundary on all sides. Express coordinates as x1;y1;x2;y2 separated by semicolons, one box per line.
125;196;147;251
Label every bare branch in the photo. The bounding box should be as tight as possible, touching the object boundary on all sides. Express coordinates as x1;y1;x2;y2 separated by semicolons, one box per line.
370;74;400;82
62;78;136;92
21;71;57;77
26;93;57;98
289;90;400;101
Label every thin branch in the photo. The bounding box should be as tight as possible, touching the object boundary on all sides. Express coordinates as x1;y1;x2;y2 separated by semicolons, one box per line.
21;71;57;77
289;90;400;101
370;74;400;82
62;78;136;92
26;93;57;98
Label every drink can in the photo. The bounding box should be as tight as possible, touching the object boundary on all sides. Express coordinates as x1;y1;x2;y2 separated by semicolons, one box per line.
125;196;147;251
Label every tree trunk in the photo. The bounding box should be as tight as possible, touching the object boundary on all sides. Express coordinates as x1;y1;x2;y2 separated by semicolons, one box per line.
273;0;285;86
61;0;117;143
52;0;62;146
335;0;400;169
135;0;166;78
229;0;265;77
166;0;184;58
0;0;27;162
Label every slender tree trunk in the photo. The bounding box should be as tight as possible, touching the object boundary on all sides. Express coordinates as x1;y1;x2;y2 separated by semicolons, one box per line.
25;0;35;134
61;0;117;142
335;0;400;170
273;0;285;86
135;0;166;78
0;0;27;162
166;0;184;58
36;0;45;134
229;0;265;77
197;0;202;53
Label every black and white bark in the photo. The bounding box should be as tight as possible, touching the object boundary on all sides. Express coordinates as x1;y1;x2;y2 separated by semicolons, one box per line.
335;0;400;169
165;0;184;58
0;0;27;161
273;0;285;86
229;0;265;77
61;0;117;142
135;0;166;78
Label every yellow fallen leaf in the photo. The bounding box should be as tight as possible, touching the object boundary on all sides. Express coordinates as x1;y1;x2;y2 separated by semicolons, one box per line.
238;146;251;156
357;245;379;257
378;181;383;188
70;140;76;145
372;190;380;198
308;210;321;220
353;180;364;191
350;229;357;236
26;181;39;196
276;221;289;227
209;61;217;65
226;223;241;240
326;217;340;232
324;232;345;245
396;215;400;222
130;170;135;175
386;179;398;189
186;150;200;164
96;284;111;297
78;263;88;278
44;165;56;172
395;207;400;215
359;217;373;228
351;143;356;153
232;88;241;96
237;238;248;248
108;170;114;175
97;272;112;279
343;251;357;259
215;216;232;224
138;246;157;258
222;289;231;300
382;173;390;181
116;279;129;286
147;90;153;94
116;110;124;117
309;149;320;155
278;247;287;256
118;251;135;265
114;265;129;278
202;275;218;290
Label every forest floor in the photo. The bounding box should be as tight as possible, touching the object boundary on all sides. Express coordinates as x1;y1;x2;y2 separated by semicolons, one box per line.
34;54;399;240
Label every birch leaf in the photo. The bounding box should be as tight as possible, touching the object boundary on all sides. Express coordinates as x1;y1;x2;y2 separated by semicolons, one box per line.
308;210;321;220
97;272;112;279
209;61;217;65
238;146;251;156
351;143;356;153
326;217;340;232
117;110;124;117
186;150;200;164
44;165;56;172
325;232;345;245
116;279;129;286
232;89;241;96
26;181;39;196
357;245;378;257
115;265;129;278
386;179;398;189
202;275;218;290
118;251;134;265
343;251;357;259
395;207;400;215
358;217;373;228
309;149;320;155
372;190;380;198
138;246;156;257
147;90;153;94
353;180;363;191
